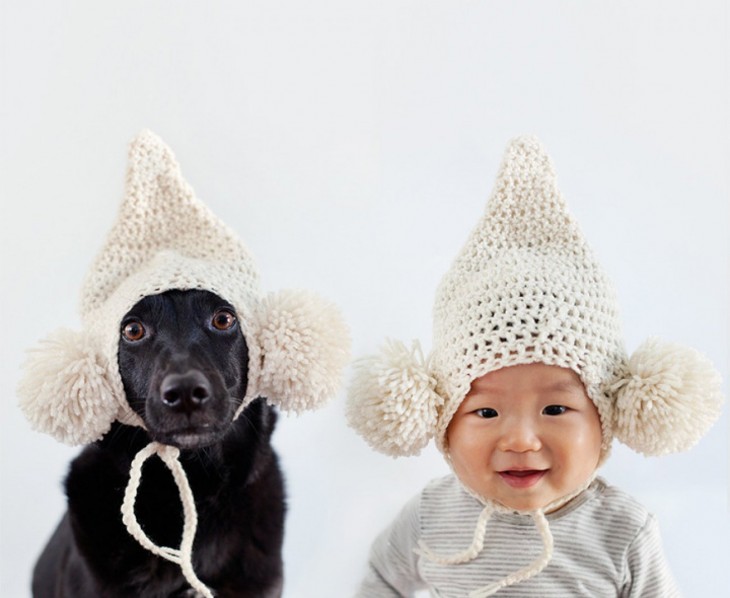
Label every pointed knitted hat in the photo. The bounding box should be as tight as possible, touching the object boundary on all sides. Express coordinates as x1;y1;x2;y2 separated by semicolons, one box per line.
347;136;723;459
19;130;351;445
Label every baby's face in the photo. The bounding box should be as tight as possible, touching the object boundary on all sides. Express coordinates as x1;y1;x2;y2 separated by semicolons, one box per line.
446;363;602;512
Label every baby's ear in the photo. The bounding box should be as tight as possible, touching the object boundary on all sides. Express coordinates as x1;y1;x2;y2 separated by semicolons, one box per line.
610;337;724;456
254;290;351;413
18;328;118;446
347;340;443;457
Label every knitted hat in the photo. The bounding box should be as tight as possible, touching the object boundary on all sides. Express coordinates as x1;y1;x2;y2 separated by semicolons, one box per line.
347;136;723;460
19;130;351;445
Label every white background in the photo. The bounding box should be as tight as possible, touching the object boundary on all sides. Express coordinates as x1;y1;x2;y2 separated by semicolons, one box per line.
1;1;728;596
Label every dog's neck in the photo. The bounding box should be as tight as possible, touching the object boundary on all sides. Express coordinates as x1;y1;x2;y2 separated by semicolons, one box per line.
98;406;276;487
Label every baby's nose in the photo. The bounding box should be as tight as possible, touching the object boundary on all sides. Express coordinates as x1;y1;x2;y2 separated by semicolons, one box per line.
497;420;541;452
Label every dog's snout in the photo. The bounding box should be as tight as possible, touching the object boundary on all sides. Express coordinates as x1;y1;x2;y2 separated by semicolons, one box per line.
159;370;212;413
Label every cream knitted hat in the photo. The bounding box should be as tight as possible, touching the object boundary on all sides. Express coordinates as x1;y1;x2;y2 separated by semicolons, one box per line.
19;130;351;444
347;135;723;460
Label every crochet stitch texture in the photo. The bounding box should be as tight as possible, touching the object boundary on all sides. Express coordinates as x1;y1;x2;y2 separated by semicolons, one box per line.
347;135;723;459
430;136;624;452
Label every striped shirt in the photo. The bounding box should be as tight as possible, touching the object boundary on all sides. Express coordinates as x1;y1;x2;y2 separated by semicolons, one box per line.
357;475;680;597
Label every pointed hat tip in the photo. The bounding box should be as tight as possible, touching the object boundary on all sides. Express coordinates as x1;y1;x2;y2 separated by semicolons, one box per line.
497;134;555;179
505;134;548;157
127;129;179;176
129;129;169;154
134;128;160;141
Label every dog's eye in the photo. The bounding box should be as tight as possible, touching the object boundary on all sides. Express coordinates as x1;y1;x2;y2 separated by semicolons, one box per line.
211;309;237;331
122;320;146;342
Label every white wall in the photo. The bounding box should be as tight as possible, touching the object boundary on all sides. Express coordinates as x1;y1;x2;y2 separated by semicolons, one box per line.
1;1;727;596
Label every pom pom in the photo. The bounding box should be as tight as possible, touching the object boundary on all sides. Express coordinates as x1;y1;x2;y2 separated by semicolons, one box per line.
347;340;443;457
17;328;118;446
611;337;724;456
256;290;350;412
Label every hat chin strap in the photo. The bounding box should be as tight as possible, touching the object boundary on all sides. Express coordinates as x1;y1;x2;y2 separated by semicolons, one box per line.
121;442;214;598
416;476;595;597
416;506;553;598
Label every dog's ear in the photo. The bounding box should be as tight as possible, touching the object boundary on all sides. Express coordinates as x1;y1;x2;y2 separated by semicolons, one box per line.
18;328;119;446
253;290;350;413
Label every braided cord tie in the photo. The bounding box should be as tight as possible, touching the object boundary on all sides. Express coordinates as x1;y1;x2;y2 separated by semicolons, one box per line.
469;509;554;598
416;504;553;597
121;441;214;598
415;502;495;564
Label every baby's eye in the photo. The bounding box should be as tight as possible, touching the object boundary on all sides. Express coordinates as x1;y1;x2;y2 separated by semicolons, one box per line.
543;405;567;416
475;408;498;419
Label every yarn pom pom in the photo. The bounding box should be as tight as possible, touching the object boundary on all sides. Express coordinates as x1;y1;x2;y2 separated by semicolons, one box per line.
18;328;118;446
347;340;443;457
256;290;351;413
611;338;724;456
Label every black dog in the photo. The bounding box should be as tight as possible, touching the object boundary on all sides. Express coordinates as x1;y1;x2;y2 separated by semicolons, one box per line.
32;290;285;597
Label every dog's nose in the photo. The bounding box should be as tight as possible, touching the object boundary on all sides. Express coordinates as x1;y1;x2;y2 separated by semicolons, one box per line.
159;370;212;413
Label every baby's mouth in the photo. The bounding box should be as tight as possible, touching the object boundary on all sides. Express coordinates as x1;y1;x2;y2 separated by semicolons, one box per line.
498;469;547;488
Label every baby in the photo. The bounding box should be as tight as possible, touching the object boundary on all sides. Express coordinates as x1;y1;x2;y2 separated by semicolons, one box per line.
347;137;724;597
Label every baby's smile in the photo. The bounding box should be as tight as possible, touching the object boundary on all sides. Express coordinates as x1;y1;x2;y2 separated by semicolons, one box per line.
498;469;548;489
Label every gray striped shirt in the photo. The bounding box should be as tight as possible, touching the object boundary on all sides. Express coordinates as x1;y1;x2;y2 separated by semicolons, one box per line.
357;475;680;597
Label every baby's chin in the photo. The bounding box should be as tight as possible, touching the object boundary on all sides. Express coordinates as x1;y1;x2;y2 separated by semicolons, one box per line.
496;496;556;513
494;495;568;513
460;474;596;513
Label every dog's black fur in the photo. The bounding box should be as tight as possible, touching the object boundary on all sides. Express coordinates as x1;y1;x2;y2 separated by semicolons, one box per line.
32;290;285;597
